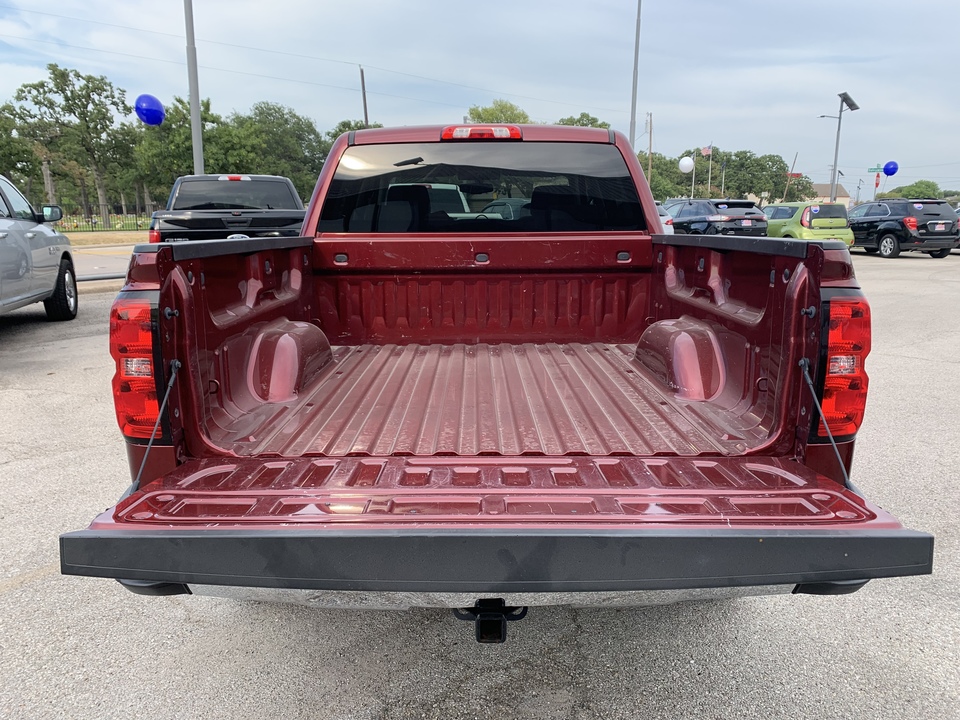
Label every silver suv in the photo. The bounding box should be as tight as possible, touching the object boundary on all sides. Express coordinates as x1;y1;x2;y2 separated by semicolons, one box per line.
0;174;77;320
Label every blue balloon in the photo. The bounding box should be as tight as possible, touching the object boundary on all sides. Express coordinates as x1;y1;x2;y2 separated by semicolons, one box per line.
135;94;165;126
883;161;899;177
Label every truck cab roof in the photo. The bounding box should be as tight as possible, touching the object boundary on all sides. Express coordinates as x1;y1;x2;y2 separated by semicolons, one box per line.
346;124;616;145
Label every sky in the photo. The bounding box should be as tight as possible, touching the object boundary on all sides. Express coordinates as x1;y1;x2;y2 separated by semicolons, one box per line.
1;0;958;199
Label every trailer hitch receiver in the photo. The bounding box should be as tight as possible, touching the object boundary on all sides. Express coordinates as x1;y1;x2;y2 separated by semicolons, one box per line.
453;598;528;643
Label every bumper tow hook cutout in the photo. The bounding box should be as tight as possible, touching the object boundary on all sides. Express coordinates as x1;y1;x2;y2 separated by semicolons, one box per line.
452;599;528;643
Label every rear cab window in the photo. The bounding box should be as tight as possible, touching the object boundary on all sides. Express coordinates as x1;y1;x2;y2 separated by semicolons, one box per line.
172;178;301;210
318;142;646;233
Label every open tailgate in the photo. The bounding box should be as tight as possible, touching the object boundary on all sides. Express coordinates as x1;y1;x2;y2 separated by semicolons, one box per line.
60;456;933;593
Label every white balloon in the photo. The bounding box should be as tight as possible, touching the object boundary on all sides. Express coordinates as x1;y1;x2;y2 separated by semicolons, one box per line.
679;156;695;174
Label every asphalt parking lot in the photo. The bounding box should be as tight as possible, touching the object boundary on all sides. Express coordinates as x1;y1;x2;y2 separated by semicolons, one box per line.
1;252;957;720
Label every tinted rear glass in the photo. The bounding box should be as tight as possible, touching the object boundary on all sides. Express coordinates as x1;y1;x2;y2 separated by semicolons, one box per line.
318;142;645;233
808;204;847;219
713;201;760;213
905;202;956;219
172;180;299;210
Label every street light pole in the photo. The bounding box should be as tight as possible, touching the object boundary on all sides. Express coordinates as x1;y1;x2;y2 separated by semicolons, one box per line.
828;92;859;203
183;0;204;175
628;0;642;149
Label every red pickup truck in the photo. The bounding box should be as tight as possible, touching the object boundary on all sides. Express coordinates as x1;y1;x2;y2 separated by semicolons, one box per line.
61;124;932;643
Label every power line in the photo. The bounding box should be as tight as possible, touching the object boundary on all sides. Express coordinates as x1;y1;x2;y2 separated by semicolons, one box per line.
0;4;627;116
0;33;470;110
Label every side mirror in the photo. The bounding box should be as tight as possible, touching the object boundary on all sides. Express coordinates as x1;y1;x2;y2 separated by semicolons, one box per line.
41;205;63;223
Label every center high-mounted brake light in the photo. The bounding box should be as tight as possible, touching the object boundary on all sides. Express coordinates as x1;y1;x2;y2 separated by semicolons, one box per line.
440;125;523;140
218;175;251;181
110;298;160;439
818;297;871;438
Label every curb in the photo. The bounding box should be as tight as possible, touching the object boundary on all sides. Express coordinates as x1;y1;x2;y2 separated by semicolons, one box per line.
78;279;125;295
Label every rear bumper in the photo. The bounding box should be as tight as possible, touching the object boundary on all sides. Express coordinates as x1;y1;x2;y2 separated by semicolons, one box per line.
901;233;958;250
712;223;766;236
60;526;933;594
797;230;855;246
912;239;958;250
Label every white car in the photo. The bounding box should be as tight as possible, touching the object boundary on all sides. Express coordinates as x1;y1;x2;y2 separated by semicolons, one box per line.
656;202;675;235
0;174;77;320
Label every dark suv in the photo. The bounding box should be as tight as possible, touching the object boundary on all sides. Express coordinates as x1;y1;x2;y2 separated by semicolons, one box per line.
848;199;959;258
665;199;767;236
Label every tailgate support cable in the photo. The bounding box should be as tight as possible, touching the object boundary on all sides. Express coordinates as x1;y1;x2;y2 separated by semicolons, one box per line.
798;358;851;488
134;359;182;489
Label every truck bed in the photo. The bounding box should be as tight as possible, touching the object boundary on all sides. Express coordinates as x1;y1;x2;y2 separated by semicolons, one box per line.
61;127;935;612
205;342;729;457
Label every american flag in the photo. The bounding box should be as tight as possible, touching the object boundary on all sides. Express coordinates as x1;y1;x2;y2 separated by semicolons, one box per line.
701;145;712;156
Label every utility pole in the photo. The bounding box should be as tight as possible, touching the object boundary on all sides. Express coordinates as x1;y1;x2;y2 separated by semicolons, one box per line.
183;0;204;175
646;112;653;181
782;152;798;202
359;66;369;128
706;143;713;194
627;0;643;149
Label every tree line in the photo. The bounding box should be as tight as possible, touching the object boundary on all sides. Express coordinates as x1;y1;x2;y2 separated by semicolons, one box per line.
9;66;926;231
1;64;377;228
877;179;959;201
466;99;818;202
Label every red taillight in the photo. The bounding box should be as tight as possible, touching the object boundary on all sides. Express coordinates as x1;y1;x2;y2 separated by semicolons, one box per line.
664;217;673;226
148;228;161;243
705;215;731;222
441;125;522;140
903;216;918;231
110;298;159;439
818;298;871;437
800;207;811;228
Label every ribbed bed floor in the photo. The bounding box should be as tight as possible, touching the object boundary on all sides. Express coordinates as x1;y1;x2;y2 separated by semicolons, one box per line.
219;343;729;457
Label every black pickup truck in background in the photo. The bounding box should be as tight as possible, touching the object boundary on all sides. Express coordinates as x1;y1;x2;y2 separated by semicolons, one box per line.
148;174;306;243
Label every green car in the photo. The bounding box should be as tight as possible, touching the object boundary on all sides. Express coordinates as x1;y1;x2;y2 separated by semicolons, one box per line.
762;202;854;245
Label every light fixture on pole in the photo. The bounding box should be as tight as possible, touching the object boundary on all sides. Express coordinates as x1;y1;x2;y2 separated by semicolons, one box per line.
628;1;643;149
819;92;859;203
183;0;204;174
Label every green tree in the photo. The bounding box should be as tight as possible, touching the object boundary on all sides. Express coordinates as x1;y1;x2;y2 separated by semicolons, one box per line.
636;150;688;201
467;99;531;124
0;103;36;183
133;97;266;206
14;64;130;227
879;179;940;199
105;122;141;215
133;97;210;204
637;147;814;203
231;102;325;200
556;112;610;128
324;119;383;146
